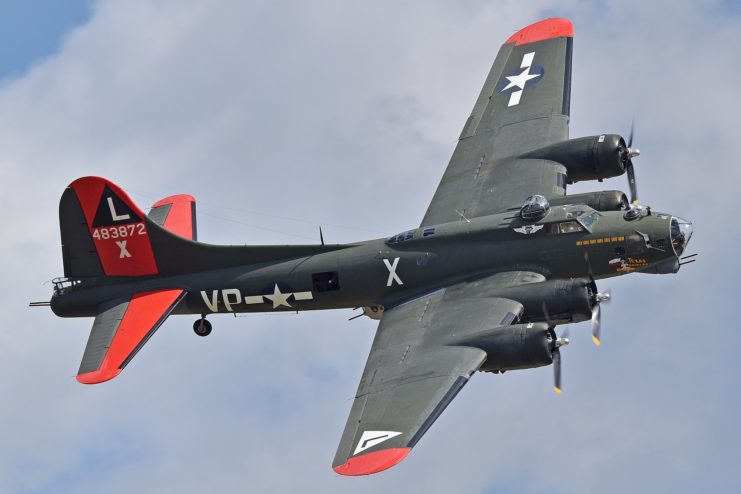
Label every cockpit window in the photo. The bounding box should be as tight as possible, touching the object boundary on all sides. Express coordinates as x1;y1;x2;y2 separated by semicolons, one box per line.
558;221;585;234
567;209;600;229
579;211;600;228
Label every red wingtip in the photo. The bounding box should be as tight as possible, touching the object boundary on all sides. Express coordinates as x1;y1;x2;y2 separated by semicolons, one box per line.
333;448;411;476
505;18;573;46
76;368;122;384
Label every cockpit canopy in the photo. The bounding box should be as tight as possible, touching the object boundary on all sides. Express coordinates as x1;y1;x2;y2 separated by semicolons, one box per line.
521;195;550;222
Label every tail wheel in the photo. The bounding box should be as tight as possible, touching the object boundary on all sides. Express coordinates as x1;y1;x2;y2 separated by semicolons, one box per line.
193;318;212;337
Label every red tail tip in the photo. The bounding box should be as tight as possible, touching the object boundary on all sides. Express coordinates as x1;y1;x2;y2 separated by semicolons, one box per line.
505;18;573;46
333;448;411;476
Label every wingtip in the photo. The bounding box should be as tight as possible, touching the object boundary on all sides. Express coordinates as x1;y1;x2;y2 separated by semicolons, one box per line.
76;367;121;384
332;448;411;476
505;18;573;46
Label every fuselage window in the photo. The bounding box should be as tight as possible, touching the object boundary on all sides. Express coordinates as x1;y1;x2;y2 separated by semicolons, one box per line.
387;230;415;244
312;271;340;292
423;227;436;237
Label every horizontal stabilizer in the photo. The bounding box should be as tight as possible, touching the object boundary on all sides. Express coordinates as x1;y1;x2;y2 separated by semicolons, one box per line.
77;289;185;384
148;194;197;241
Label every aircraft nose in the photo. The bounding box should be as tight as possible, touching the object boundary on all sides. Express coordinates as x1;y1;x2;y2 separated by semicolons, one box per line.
670;216;693;256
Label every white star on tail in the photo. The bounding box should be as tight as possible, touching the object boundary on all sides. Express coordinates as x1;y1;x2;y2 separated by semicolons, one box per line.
502;67;540;91
500;51;541;106
264;284;292;308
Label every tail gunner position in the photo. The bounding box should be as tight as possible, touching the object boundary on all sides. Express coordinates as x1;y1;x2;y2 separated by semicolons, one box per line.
35;18;694;476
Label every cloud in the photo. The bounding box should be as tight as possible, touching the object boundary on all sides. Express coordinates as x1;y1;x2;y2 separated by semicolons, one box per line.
1;1;739;493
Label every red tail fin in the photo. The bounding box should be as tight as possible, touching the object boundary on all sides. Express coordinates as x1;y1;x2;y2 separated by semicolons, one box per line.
67;176;158;276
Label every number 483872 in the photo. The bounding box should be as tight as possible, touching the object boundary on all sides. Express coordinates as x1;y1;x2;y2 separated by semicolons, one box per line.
92;223;145;240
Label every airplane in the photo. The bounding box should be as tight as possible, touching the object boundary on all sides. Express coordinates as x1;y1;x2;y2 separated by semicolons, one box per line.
35;17;695;476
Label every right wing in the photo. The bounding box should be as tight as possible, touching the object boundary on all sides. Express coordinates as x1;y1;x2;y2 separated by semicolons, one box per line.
422;18;573;226
77;289;185;384
333;271;544;475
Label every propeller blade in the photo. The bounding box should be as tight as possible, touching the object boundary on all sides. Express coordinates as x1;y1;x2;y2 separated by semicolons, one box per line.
542;301;553;327
627;161;638;205
591;303;602;346
627;119;635;148
583;251;595;282
553;347;562;395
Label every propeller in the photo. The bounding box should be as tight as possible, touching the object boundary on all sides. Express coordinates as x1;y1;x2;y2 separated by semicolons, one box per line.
620;121;641;204
553;326;570;394
543;302;570;394
583;252;612;346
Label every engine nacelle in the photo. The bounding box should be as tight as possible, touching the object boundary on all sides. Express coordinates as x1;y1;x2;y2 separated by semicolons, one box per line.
455;323;554;373
521;134;626;183
550;190;629;212
492;278;593;325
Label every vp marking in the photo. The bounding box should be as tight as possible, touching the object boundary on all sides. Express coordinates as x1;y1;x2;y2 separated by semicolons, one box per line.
383;257;403;287
498;51;544;107
353;430;403;456
200;286;314;312
115;240;131;258
107;197;131;222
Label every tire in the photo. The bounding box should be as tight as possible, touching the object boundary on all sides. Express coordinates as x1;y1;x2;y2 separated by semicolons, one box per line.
193;318;212;337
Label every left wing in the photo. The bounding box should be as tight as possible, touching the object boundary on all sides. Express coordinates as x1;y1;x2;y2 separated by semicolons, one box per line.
332;271;543;475
76;289;185;384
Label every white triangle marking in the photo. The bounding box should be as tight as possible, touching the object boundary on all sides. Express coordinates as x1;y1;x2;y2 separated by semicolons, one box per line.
353;430;403;456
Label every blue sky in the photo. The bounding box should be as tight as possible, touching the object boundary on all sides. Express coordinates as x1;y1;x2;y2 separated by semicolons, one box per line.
0;0;91;81
0;1;739;493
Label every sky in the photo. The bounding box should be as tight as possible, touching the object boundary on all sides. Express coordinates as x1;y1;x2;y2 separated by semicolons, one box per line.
1;0;739;492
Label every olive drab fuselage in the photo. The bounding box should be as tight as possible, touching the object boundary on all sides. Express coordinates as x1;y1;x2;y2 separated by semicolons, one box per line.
51;204;681;319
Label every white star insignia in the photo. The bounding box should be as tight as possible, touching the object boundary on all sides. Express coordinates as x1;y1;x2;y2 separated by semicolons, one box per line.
502;66;541;92
264;284;292;308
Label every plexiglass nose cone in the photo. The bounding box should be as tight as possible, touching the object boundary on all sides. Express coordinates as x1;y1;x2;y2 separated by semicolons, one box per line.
671;216;693;256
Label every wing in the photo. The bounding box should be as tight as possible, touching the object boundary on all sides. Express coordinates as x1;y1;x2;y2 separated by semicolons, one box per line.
76;289;185;384
332;271;544;475
422;18;573;226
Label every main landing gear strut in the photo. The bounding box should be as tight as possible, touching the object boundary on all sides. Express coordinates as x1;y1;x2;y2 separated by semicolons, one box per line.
193;316;212;337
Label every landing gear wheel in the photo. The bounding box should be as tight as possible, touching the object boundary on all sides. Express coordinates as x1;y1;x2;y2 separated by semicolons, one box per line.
193;318;212;337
